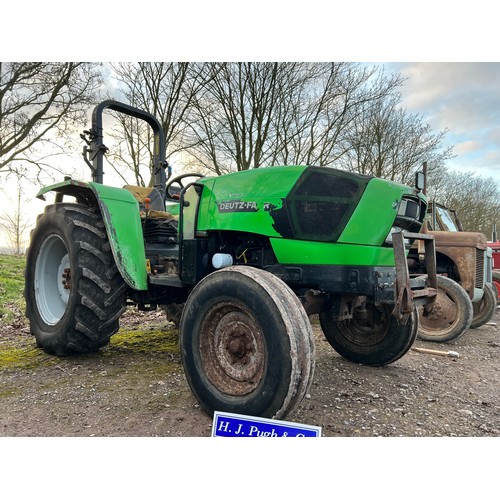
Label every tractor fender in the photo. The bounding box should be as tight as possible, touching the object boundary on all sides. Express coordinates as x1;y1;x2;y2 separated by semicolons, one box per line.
36;180;148;290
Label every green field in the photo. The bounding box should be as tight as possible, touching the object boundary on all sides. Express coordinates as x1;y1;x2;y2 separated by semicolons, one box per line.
0;254;26;325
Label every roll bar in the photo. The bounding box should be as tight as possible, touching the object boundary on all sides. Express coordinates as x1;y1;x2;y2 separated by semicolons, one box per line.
81;100;169;195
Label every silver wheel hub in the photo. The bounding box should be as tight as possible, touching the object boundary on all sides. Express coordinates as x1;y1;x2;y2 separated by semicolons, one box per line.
34;234;70;325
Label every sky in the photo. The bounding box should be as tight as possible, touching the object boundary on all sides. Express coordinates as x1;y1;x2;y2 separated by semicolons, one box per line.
385;62;500;183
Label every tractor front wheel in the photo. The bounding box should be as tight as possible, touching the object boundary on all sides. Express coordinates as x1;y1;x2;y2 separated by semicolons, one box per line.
180;266;315;419
416;275;473;343
319;303;419;366
24;203;127;355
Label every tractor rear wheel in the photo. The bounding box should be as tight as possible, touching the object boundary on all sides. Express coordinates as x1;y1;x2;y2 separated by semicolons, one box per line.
179;266;315;419
319;303;419;366
24;203;127;355
416;275;473;343
470;282;497;329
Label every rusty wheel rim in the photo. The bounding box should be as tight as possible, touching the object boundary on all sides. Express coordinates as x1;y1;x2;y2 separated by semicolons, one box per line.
199;302;266;397
337;306;390;346
418;289;459;334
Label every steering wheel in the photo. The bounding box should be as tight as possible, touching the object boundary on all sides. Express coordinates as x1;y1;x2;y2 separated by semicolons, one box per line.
165;173;204;200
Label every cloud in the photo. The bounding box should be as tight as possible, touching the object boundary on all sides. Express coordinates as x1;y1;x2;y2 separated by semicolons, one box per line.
392;63;499;124
385;62;500;183
454;140;481;156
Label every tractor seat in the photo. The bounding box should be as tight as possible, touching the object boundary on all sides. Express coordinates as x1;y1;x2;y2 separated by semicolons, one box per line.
123;185;177;220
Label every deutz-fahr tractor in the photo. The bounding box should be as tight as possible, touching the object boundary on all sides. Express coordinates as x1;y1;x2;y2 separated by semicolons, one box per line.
24;100;437;420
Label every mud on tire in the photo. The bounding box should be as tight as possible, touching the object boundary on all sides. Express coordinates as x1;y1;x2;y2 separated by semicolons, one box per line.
417;274;473;343
180;266;315;419
24;203;128;356
319;304;419;366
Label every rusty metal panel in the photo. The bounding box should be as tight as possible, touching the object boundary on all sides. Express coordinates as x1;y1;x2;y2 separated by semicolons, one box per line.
391;231;437;323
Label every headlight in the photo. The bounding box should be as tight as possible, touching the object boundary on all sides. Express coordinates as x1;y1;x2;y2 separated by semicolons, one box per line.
395;197;422;229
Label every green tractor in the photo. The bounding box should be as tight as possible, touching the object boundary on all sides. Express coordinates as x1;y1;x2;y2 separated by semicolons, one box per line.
24;100;437;420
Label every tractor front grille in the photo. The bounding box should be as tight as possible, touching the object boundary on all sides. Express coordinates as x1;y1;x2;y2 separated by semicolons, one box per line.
476;249;485;288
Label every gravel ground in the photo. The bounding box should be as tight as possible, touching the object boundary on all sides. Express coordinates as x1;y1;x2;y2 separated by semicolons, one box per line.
2;306;499;498
1;307;500;438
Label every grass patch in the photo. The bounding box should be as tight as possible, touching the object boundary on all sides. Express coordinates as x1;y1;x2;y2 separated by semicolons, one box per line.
110;327;180;355
0;254;26;325
0;330;181;374
0;388;21;398
0;328;181;372
0;342;57;371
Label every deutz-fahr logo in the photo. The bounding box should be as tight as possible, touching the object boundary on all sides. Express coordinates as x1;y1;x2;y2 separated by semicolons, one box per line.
218;200;258;213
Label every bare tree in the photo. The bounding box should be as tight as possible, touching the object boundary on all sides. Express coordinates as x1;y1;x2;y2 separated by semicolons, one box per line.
184;63;407;174
339;93;454;185
106;63;205;186
103;62;457;189
0;168;32;254
0;62;103;178
426;170;500;236
187;62;309;173
271;64;404;168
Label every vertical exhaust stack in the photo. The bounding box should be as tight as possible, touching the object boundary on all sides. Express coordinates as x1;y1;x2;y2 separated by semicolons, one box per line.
422;161;427;195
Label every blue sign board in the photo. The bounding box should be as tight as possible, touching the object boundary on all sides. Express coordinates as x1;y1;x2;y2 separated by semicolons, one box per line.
212;411;321;437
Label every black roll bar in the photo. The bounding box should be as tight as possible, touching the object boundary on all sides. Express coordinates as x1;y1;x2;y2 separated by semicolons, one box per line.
82;100;168;195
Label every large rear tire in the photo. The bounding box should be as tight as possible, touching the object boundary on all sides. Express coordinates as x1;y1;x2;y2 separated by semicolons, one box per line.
470;282;497;329
417;275;473;343
24;203;128;356
180;266;315;419
319;303;419;366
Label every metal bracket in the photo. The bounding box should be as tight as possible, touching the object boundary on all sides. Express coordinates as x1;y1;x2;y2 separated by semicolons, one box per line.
391;231;437;323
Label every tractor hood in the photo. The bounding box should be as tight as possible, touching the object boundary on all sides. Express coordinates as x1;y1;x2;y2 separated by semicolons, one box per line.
429;230;488;250
196;165;427;247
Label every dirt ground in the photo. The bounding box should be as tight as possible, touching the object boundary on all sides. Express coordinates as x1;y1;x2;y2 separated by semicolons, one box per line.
1;307;500;438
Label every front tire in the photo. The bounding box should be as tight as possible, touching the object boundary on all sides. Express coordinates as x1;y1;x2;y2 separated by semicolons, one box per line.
24;203;128;355
417;275;473;343
470;282;497;329
319;303;419;366
180;266;315;419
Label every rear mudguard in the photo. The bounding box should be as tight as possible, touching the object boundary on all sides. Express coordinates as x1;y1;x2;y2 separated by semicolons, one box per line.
36;180;148;290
